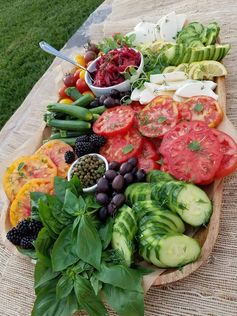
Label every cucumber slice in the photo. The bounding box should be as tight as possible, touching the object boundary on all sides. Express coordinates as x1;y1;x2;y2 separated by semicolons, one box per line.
174;184;212;226
139;213;182;233
138;219;174;234
111;231;134;267
125;183;153;205
158;233;201;267
147;170;174;183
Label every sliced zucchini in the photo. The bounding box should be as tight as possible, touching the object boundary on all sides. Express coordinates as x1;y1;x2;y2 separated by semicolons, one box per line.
111;231;134;267
125;183;153;205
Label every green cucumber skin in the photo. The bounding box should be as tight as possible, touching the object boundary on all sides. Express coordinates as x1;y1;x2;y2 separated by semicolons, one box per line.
125;183;153;205
47;104;92;121
146;170;174;183
72;94;94;107
47;119;91;131
44;137;77;146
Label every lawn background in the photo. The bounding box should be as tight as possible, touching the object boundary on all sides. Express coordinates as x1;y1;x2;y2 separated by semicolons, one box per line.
0;0;103;130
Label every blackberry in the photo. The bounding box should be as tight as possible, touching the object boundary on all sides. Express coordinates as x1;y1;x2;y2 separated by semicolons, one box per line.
16;219;31;237
29;219;43;236
64;151;75;164
75;142;95;157
89;134;106;147
20;236;34;249
75;135;90;144
6;228;22;246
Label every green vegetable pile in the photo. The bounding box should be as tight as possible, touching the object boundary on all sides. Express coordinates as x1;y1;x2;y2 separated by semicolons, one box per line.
30;176;145;316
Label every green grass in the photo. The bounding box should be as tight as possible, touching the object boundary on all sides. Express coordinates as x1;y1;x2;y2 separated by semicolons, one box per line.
0;0;103;130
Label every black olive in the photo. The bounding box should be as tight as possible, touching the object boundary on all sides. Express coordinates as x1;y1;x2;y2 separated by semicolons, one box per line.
104;169;117;181
128;157;138;167
124;173;134;184
98;206;108;221
119;162;133;175
104;96;115;107
136;169;146;182
112;175;125;192
107;203;117;215
131;167;138;176
89;99;100;108
111;193;125;208
109;161;120;171
96;193;110;205
96;178;110;193
110;89;121;99
99;95;107;105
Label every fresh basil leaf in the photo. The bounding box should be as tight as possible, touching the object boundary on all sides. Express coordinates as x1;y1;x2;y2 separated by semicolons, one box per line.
63;189;81;216
47;195;73;226
84;194;101;210
103;284;144;316
99;217;114;250
51;225;78;272
188;140;201;151
122;144;133;154
73;215;102;270
16;247;37;260
90;274;102;295
95;262;143;292
54;177;69;203
56;274;74;299
74;275;108;316
70;174;83;195
35;227;54;264
30;192;48;221
34;259;59;290
55;292;80;316
158;116;167;123
39;200;63;237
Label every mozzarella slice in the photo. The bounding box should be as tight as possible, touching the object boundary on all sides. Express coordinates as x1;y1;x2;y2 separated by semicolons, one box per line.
132;22;159;44
176;14;187;31
159;12;177;43
131;87;144;101
175;82;218;100
187;80;217;90
145;80;191;92
139;89;156;104
150;71;188;84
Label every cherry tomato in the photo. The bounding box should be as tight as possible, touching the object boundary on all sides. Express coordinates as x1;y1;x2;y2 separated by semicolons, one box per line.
137;96;179;138
93;106;135;136
212;129;237;178
164;124;223;184
73;69;81;81
183;96;224;127
59;98;73;104
63;74;77;87
58;85;68;99
76;78;89;94
79;70;86;79
87;42;99;54
74;54;86;68
82;91;95;98
100;128;143;163
84;50;97;64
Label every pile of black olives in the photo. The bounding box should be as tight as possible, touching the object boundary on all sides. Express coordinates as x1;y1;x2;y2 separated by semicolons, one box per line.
96;157;146;221
88;89;131;109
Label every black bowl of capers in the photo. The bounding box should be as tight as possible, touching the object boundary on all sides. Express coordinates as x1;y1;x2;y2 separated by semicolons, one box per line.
67;153;109;192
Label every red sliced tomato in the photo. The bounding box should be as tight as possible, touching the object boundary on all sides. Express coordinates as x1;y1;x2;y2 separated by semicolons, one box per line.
93;106;135;136
130;101;144;113
137;96;179;138
177;102;192;122
138;158;160;172
159;121;209;157
100;128;143;163
137;139;160;172
212;129;237;178
165;129;223;184
183;96;223;127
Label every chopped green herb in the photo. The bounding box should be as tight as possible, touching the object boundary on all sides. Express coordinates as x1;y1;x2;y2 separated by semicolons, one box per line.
122;144;133;154
17;162;25;172
194;103;204;112
188;141;201;151
158;116;167;123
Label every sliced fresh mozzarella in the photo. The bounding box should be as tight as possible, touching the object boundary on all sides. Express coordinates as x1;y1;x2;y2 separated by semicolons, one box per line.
131;87;144;101
187;80;217;90
144;81;191;92
129;22;159;44
176;14;187;31
150;71;188;84
139;89;156;104
159;12;177;43
175;82;218;100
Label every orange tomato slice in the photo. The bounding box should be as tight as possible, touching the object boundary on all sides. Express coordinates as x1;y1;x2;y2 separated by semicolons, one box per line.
4;155;57;202
9;178;54;227
35;140;73;177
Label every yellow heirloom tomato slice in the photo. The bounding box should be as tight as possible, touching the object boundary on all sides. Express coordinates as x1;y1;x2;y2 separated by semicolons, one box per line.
3;155;57;202
9;178;54;227
35;140;73;178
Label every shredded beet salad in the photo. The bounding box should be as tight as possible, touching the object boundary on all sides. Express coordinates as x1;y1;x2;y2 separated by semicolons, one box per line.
93;47;141;87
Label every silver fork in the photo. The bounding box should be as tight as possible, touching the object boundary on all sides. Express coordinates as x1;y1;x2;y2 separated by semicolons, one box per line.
39;41;94;82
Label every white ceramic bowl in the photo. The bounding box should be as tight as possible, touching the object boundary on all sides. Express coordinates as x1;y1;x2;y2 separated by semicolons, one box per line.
67;153;109;193
85;49;144;97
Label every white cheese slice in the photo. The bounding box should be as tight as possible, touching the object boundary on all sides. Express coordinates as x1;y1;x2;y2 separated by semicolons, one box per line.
131;87;144;101
159;12;177;43
176;14;187;31
139;89;156;104
172;95;187;102
187;80;217;90
175;82;218;100
131;22;159;44
150;71;188;84
145;80;191;92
